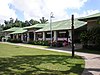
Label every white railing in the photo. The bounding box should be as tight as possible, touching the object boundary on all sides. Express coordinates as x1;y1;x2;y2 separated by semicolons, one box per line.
46;38;51;40
57;38;67;41
38;38;43;40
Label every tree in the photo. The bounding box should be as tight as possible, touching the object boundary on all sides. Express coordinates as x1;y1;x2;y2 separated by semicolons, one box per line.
9;18;14;24
80;26;100;49
40;17;48;24
3;18;14;29
0;24;4;40
89;26;100;46
4;20;10;30
4;20;9;25
80;31;88;48
14;18;24;27
2;18;42;30
25;20;30;26
29;19;40;25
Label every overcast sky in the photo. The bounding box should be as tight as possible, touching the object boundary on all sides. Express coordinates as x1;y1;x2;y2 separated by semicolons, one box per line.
0;0;100;24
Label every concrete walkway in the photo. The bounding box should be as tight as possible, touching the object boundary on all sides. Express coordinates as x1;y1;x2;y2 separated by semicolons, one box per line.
1;42;100;75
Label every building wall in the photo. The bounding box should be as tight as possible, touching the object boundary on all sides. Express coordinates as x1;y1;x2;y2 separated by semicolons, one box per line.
87;19;98;30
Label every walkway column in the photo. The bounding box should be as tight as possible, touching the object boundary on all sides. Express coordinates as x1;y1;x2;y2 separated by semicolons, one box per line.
54;31;57;41
43;32;46;41
34;32;36;41
16;34;18;39
21;34;23;42
27;32;29;42
68;30;72;39
13;34;15;39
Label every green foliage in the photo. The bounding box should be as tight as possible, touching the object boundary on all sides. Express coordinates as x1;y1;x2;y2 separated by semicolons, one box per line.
7;38;22;43
3;26;11;30
2;18;40;30
28;41;64;47
0;25;3;39
89;26;100;46
40;17;48;24
80;31;88;47
96;18;100;25
2;17;47;30
80;26;100;49
28;40;49;46
29;19;40;25
14;19;24;27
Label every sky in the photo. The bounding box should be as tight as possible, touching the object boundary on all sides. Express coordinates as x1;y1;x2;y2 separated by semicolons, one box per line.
0;0;100;24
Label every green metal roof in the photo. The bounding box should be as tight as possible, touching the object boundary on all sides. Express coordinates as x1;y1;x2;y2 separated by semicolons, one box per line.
78;12;100;21
36;19;86;32
24;24;47;29
10;28;27;34
4;27;20;32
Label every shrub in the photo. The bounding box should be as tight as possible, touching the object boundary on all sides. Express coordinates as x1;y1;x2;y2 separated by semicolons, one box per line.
86;45;100;51
0;36;4;41
8;39;22;43
80;26;100;50
28;41;64;47
74;39;81;43
28;40;49;46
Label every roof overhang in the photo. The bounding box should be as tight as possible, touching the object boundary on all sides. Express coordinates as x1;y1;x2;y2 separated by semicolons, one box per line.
10;30;27;34
78;17;100;22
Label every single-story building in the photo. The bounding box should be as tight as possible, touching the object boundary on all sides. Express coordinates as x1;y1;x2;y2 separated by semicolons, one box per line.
5;13;99;46
24;24;47;42
35;19;86;44
3;12;100;46
3;18;86;46
2;27;21;41
10;28;27;42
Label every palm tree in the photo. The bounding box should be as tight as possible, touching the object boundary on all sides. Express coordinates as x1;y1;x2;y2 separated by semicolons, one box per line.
40;17;48;24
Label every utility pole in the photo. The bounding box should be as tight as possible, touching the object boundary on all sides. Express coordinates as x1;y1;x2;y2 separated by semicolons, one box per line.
50;15;52;47
50;12;54;47
71;14;75;57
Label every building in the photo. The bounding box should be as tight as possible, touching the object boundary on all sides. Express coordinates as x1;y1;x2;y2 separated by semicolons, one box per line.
35;19;86;44
3;18;86;46
78;12;100;46
2;27;21;41
10;28;27;42
24;24;47;42
78;12;100;30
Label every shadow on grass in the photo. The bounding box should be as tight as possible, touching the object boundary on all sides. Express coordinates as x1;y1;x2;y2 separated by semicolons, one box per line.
0;55;84;75
75;49;100;54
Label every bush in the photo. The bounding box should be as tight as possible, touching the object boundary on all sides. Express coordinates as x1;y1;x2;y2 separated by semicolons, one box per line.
80;26;100;50
8;39;22;43
86;45;100;51
28;40;49;46
57;42;63;47
74;39;81;43
28;41;64;47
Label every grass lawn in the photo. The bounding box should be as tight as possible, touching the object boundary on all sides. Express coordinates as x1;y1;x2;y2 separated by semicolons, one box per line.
0;43;84;75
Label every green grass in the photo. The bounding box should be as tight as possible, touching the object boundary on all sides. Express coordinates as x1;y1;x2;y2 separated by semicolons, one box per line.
76;49;100;54
0;43;84;75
